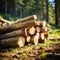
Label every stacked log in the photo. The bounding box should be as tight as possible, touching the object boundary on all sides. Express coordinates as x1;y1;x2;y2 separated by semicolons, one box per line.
0;36;25;47
0;15;49;48
0;18;11;27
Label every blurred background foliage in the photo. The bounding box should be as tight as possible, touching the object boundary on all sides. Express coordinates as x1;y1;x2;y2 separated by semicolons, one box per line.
0;0;60;28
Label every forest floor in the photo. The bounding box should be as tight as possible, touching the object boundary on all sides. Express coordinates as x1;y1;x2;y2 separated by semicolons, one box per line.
0;29;60;60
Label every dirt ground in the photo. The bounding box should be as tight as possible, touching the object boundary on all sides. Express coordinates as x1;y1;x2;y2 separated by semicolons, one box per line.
0;41;60;60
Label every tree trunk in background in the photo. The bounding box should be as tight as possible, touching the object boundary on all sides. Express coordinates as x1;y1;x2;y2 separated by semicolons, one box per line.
5;0;7;16
46;0;49;22
55;0;58;28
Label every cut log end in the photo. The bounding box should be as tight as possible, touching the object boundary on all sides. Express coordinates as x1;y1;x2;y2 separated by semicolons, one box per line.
36;21;40;26
41;27;48;32
18;36;25;47
26;36;31;43
31;33;39;45
27;27;36;35
36;21;46;27
42;21;46;27
36;27;40;33
39;33;45;40
33;15;37;20
34;36;39;45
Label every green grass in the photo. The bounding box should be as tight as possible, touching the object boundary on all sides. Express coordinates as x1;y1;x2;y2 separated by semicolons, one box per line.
49;28;60;36
39;52;48;58
21;53;27;57
10;40;60;53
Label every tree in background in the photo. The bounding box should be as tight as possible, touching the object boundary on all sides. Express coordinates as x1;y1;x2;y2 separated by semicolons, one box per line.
46;0;49;22
55;0;58;28
55;0;60;27
0;0;46;21
0;0;59;28
48;0;55;26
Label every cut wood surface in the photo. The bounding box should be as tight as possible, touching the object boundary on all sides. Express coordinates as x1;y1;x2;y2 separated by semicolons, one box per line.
0;20;36;34
15;15;37;23
27;27;36;35
31;36;39;45
0;19;11;28
0;28;27;40
36;21;46;27
39;33;45;40
31;33;39;45
40;27;48;33
17;36;25;47
0;36;25;47
35;27;40;33
26;36;31;43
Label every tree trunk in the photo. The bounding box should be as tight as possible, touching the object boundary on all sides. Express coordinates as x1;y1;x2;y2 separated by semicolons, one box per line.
0;36;25;47
15;15;37;23
0;28;27;40
55;0;58;28
0;20;36;34
46;0;49;22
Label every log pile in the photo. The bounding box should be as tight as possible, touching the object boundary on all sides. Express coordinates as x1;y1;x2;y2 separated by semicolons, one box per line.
0;15;49;48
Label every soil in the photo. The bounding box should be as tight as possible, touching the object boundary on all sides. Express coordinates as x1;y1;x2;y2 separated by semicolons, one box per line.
0;42;60;60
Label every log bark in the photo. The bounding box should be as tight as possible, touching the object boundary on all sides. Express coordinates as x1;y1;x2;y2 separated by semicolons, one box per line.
27;27;36;35
0;36;25;47
15;15;37;23
2;22;10;27
0;28;28;40
44;31;48;38
0;18;11;24
0;19;11;27
0;20;36;34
